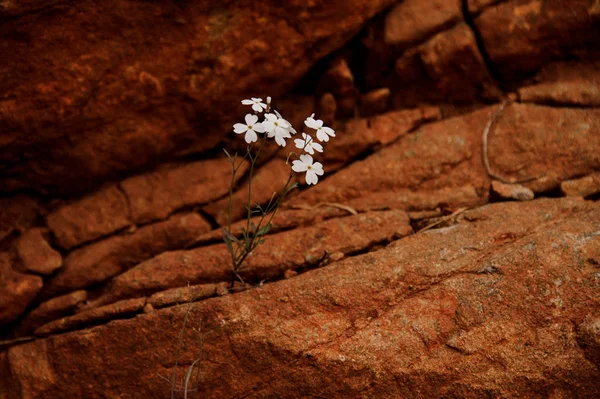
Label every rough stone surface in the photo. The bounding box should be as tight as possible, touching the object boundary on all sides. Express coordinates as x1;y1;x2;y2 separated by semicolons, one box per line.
84;210;412;308
384;0;462;49
577;316;600;369
487;104;600;193
295;104;600;206
121;158;248;224
0;196;41;245
519;81;600;107
147;283;227;309
203;158;290;226
318;58;357;117
467;0;505;13
475;0;600;80
0;253;43;326
2;2;600;396
561;173;600;198
359;87;391;116
193;206;350;247
392;22;501;106
46;185;131;250
34;298;147;337
0;0;394;196
490;180;534;201
42;212;211;298
2;199;599;397
322;106;441;171
14;228;62;275
15;291;88;336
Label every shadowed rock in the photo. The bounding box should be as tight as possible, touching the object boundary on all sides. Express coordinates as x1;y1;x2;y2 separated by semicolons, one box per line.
2;198;599;398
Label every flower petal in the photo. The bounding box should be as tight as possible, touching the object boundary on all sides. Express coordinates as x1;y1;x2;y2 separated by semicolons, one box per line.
241;99;253;105
305;170;318;185
294;138;305;149
322;126;336;137
311;162;324;175
275;135;287;147
304;117;318;129
299;154;313;165
245;114;258;125
245;129;258;143
316;129;329;142
292;160;308;172
312;142;323;153
233;123;247;134
253;122;266;133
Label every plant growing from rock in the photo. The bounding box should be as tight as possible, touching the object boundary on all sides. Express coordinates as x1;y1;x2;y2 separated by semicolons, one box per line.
224;97;335;285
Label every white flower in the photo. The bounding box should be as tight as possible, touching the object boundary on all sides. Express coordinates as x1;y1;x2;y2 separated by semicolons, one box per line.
294;133;323;155
305;114;335;142
263;113;292;147
241;98;267;113
274;110;296;135
291;154;324;185
233;114;266;143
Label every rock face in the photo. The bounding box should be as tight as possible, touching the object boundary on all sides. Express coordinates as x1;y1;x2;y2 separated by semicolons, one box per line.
2;0;600;397
2;198;599;398
0;0;395;196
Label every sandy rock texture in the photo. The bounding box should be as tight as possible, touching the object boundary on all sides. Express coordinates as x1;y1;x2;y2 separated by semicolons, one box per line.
2;198;599;398
1;0;600;397
0;0;395;196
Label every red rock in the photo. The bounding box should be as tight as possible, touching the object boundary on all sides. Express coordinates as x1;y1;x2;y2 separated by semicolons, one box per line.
316;92;337;126
475;0;600;80
14;228;62;275
202;158;291;226
486;104;600;193
517;61;600;107
0;195;41;244
295;104;600;206
321;106;441;171
15;291;88;335
385;0;463;49
46;185;131;250
0;253;43;326
0;0;393;196
518;81;600;107
192;206;349;247
359;87;390;116
467;0;504;14
577;316;600;369
490;180;534;201
35;298;147;337
121;158;248;224
2;199;599;398
561;173;600;198
318;58;357;117
42;212;210;298
83;210;412;308
392;22;501;106
147;283;227;309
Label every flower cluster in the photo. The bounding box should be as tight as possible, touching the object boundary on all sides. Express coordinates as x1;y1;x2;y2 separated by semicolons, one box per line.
233;97;335;186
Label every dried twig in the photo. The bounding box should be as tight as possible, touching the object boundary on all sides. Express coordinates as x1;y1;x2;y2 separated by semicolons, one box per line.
291;202;358;215
482;100;540;185
417;207;469;234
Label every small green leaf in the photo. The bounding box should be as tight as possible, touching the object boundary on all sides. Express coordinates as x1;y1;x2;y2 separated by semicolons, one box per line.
256;223;271;236
223;148;233;161
223;228;242;245
223;234;234;255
